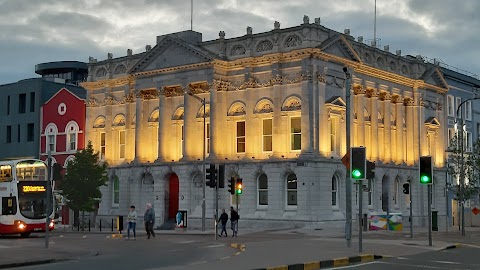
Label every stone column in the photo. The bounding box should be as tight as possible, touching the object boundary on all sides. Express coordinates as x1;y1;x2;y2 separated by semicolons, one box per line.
413;88;421;163
300;72;314;156
395;97;404;164
134;94;144;162
272;78;283;158
182;88;196;160
370;89;379;160
209;85;218;159
317;69;328;156
405;98;416;165
355;86;366;147
382;93;392;163
156;93;167;162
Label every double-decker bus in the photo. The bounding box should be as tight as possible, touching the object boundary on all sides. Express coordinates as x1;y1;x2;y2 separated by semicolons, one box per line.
0;159;55;237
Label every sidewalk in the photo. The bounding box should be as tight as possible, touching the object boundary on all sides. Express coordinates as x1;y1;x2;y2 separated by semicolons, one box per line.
0;226;478;269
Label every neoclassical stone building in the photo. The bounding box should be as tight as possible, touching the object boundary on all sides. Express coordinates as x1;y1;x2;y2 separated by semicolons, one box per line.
82;16;448;229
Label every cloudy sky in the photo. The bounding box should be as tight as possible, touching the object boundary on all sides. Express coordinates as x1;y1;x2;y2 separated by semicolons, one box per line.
0;0;479;85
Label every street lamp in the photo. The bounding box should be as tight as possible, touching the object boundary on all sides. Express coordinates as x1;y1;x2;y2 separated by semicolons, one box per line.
455;96;480;236
187;91;206;231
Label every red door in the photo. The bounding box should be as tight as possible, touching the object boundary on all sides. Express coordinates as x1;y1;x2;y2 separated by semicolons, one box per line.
168;174;179;220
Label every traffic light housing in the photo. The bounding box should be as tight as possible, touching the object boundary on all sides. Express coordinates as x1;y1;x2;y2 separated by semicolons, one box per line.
366;161;375;179
403;183;410;194
419;156;433;184
350;147;366;180
206;164;217;188
218;164;225;188
228;177;236;195
236;178;243;195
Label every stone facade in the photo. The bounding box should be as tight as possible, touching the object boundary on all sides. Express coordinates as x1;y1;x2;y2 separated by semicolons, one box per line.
82;18;449;229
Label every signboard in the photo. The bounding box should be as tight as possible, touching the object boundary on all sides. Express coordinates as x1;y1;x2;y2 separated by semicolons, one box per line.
22;185;46;192
341;153;350;170
472;207;480;216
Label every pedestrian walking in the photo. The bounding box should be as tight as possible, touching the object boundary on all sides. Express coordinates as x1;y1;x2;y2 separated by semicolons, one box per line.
218;209;229;237
144;203;155;239
126;205;137;240
230;206;239;237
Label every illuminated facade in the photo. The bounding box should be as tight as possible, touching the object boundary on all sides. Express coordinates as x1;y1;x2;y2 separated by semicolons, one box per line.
83;17;450;228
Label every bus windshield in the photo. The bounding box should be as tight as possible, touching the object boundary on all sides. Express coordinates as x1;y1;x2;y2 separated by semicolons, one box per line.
18;181;52;219
15;160;50;219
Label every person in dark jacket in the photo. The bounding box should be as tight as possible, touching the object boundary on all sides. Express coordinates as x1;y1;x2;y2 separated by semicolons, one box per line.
218;209;229;237
230;206;239;237
144;203;155;239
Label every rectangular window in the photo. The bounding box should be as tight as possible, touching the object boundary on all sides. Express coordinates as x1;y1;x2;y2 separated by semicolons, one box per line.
180;125;184;158
17;125;20;142
262;119;272;152
119;130;125;159
331;177;337;206
27;123;34;142
465;100;472;120
19;93;26;114
287;175;297;206
30;92;35;112
466;131;472;152
447;128;455;148
236;121;245;153
7;96;10;115
330;117;339;153
6;126;11;143
113;177;120;206
456;97;462;118
447;95;454;116
258;175;268;206
100;132;106;160
69;133;76;151
48;135;55;152
291;117;301;150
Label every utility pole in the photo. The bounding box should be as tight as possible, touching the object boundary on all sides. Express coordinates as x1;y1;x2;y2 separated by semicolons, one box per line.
343;67;352;248
45;148;52;248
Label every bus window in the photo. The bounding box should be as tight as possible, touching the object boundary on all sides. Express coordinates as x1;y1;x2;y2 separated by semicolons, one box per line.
0;165;12;182
16;160;47;181
2;196;17;215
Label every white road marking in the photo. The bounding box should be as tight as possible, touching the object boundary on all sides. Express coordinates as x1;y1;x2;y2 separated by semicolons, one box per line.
220;256;230;260
376;260;465;269
434;260;462;265
189;261;208;265
178;240;195;244
332;261;378;269
201;244;224;248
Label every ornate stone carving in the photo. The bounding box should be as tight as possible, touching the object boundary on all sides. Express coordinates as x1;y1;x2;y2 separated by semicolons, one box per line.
247;26;252;35
123;92;136;103
104;95;117;105
274;21;280;30
212;79;232;91
138;89;159;100
96;67;107;77
353;85;365;95
284;35;302;47
114;64;126;74
303;15;309;24
316;70;326;83
228;106;246;116
230;44;246;56
256;40;273;52
219;31;225;39
244;77;257;88
282;99;301;111
379;92;391;101
366;88;379;98
258;103;272;113
404;98;415;106
270;73;285;85
299;69;313;81
391;95;403;104
107;52;113;59
86;98;99;107
161;87;177;97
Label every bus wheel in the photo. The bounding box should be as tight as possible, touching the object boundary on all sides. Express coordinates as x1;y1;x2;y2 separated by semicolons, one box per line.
20;232;31;238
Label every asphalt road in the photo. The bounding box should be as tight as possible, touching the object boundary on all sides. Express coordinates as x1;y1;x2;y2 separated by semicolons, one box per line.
345;246;480;270
4;233;238;270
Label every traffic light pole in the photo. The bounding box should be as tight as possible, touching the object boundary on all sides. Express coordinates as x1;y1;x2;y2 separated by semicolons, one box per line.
409;180;413;238
202;98;206;231
358;180;363;253
344;67;352;248
45;149;52;249
215;171;219;240
428;184;432;246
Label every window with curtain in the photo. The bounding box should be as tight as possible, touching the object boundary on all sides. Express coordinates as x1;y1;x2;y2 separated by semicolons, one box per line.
291;117;301;150
236;121;246;153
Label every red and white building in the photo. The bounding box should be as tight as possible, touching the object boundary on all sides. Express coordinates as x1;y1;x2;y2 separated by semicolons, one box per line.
40;87;86;224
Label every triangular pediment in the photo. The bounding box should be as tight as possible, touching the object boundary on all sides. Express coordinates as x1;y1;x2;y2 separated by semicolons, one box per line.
420;67;448;89
326;96;346;107
319;35;362;63
129;36;214;73
425;117;440;126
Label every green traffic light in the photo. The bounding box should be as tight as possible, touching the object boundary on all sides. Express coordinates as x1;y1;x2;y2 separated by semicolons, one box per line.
420;175;431;183
236;189;242;195
352;169;362;179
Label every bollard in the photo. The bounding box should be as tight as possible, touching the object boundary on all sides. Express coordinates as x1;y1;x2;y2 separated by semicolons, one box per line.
88;220;91;231
100;219;102;232
111;219;114;232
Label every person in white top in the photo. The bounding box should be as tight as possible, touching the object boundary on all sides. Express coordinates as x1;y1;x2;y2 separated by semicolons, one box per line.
127;205;137;240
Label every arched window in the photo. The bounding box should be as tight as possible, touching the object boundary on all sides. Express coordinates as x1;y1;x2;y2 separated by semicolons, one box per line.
332;175;338;207
258;174;268;206
65;121;79;151
64;155;75;168
112;175;119;207
45;123;58;153
286;173;297;206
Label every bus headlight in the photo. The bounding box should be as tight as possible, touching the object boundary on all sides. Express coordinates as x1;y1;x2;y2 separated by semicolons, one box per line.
49;220;55;228
15;220;26;230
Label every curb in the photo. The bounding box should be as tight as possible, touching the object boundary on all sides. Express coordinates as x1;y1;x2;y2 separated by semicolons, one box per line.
253;254;385;270
442;243;462;250
0;258;69;269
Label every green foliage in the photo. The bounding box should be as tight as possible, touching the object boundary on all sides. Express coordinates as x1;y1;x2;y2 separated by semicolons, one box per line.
448;134;480;201
62;141;108;212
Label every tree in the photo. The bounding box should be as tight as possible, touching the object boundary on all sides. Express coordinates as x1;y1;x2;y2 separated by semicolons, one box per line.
62;141;108;228
447;134;480;202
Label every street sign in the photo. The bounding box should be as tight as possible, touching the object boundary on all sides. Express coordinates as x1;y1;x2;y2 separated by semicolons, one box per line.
341;153;350;170
472;207;480;216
